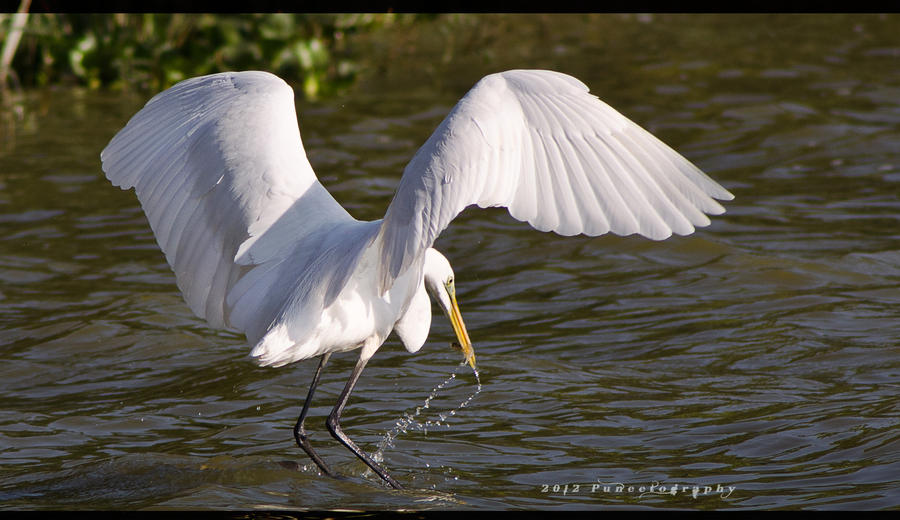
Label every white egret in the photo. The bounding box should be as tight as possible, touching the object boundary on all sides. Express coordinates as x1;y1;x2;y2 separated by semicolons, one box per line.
100;69;733;489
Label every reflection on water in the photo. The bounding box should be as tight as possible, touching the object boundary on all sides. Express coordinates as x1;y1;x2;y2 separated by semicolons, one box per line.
1;14;899;510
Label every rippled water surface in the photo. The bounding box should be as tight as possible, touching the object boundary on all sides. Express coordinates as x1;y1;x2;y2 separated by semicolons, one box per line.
1;14;899;510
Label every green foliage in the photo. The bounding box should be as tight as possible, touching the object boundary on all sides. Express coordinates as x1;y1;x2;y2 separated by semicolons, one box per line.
1;13;419;98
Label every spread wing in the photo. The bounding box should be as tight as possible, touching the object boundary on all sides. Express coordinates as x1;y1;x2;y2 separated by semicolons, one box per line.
378;69;733;290
101;71;356;337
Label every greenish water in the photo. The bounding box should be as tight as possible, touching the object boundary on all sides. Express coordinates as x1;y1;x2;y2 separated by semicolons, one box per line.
1;14;899;510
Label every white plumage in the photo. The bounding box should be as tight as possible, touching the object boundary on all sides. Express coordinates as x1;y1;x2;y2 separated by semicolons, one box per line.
101;69;732;488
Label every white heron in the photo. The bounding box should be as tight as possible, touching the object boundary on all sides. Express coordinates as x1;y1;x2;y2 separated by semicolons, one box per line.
100;69;732;489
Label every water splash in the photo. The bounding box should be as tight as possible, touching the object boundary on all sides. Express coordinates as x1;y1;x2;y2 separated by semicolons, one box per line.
372;360;481;463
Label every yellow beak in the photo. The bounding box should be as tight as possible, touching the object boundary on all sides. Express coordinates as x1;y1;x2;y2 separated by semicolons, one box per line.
447;287;476;369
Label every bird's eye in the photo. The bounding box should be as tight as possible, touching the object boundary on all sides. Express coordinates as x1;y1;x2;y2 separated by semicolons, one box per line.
447;276;454;285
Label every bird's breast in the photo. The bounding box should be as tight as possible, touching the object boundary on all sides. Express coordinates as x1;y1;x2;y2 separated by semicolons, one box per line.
248;231;423;367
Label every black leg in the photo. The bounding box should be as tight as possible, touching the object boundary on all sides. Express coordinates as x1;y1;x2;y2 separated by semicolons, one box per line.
326;349;403;489
294;352;337;477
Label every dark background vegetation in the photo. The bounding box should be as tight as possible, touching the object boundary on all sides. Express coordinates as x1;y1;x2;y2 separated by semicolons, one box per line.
0;12;428;99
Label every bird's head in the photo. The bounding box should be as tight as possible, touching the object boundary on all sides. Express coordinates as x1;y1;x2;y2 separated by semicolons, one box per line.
423;248;475;369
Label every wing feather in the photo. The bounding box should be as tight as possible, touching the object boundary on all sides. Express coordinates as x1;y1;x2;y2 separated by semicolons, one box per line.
378;69;733;291
101;71;354;334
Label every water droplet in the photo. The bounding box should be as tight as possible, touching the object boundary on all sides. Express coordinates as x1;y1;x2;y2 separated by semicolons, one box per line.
374;360;481;461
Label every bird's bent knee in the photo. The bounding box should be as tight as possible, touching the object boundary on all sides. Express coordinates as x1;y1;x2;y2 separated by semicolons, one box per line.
325;415;341;438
